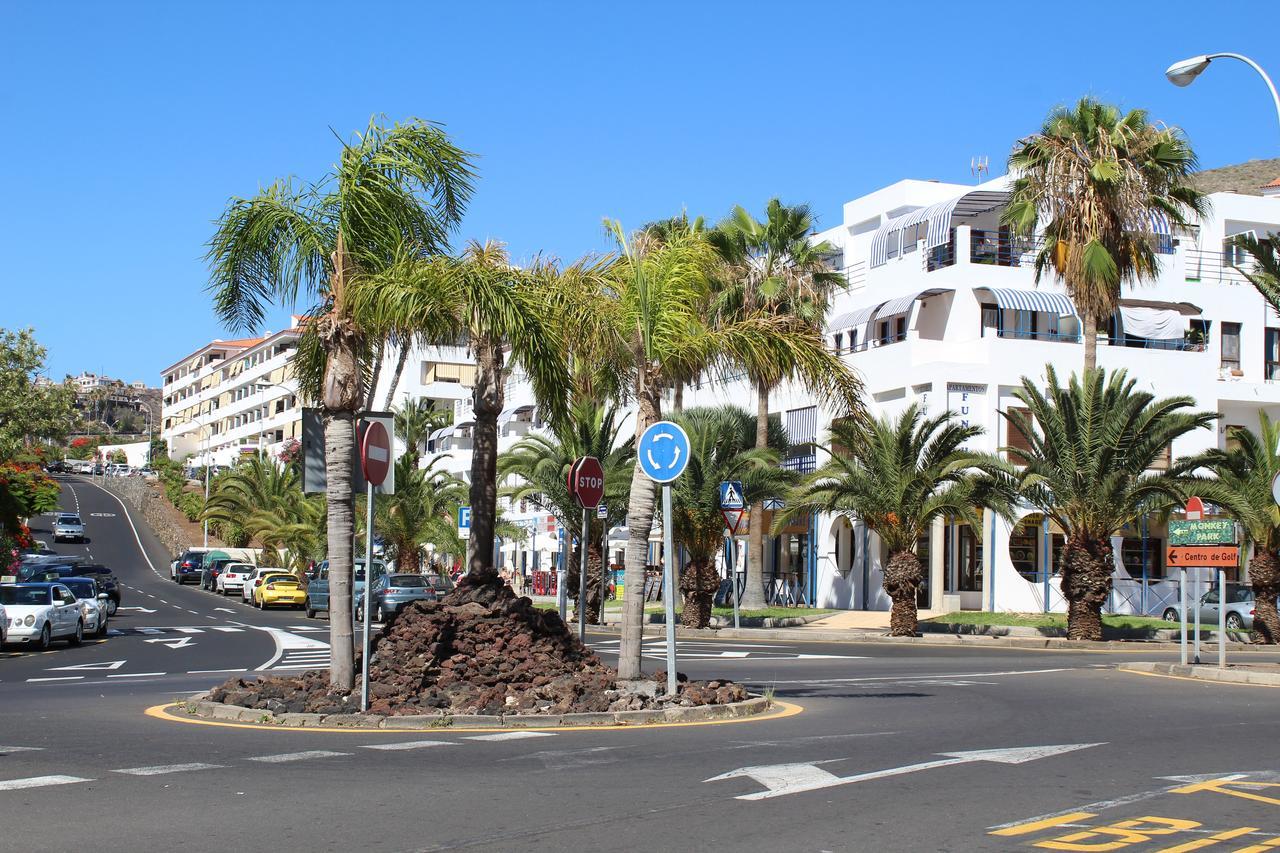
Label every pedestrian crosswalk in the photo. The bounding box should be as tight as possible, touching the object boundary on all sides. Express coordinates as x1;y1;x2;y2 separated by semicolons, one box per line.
590;639;866;661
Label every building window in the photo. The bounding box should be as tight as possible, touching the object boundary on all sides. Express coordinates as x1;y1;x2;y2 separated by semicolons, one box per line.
980;303;999;337
877;316;907;345
833;332;843;354
1226;424;1245;454
1267;328;1280;380
1004;406;1035;457
1221;322;1241;371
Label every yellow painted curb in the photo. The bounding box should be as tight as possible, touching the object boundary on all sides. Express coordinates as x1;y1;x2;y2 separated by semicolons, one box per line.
1118;668;1280;688
145;698;803;734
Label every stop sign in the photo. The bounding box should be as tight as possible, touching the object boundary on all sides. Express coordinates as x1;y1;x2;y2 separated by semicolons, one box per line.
568;456;604;508
361;420;392;487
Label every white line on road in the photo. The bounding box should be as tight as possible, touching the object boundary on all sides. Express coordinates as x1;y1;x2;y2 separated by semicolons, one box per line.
361;740;456;751
26;676;84;682
464;732;557;742
106;672;165;678
247;750;351;763
764;668;1074;685
112;763;225;776
0;746;44;753
188;668;247;674
0;775;92;791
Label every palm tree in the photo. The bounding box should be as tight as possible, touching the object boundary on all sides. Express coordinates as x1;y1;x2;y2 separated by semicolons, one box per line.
203;456;325;572
348;241;571;587
1185;417;1280;643
670;406;795;628
371;455;468;574
592;220;863;680
1232;232;1280;312
1004;366;1216;640
783;405;1009;636
394;397;451;467
1003;97;1207;371
498;402;635;620
206;117;475;690
708;199;850;610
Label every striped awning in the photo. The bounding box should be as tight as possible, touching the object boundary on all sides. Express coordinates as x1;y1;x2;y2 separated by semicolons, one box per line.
828;301;886;332
870;288;954;322
429;426;454;443
870;190;1011;268
979;287;1078;318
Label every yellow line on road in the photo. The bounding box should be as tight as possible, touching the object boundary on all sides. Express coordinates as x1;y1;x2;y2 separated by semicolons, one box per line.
145;699;804;734
1119;669;1280;689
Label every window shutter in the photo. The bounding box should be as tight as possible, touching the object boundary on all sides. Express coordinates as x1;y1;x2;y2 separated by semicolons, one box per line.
1006;406;1034;455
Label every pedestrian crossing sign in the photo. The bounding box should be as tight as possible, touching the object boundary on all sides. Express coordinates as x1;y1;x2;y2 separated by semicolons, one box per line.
719;481;745;510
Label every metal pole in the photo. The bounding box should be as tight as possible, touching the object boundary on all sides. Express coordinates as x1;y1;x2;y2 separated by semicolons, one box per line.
1180;568;1188;666
662;485;677;697
1194;567;1202;665
728;532;740;629
360;479;374;712
557;524;567;621
578;507;589;642
1218;568;1227;669
599;519;609;626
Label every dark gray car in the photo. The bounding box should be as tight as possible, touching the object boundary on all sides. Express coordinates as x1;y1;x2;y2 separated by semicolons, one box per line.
356;574;437;623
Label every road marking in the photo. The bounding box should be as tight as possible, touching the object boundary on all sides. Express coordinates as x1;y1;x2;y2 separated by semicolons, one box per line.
464;732;557;742
210;626;244;632
765;667;1074;685
112;763;225;776
255;627;329;671
144;637;195;649
990;812;1099;837
188;668;247;674
247;750;351;763
708;743;1105;801
0;746;43;754
26;676;84;682
173;628;202;634
107;672;165;678
214;608;236;614
0;775;92;791
77;478;164;580
50;660;127;672
117;607;157;614
361;740;456;751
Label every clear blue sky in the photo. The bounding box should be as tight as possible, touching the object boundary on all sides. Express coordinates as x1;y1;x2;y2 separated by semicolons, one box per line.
2;1;1276;384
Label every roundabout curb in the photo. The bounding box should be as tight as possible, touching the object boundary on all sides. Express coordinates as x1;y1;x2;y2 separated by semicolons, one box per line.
148;693;800;733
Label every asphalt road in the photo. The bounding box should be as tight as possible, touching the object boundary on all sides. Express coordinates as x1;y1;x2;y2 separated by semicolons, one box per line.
3;476;1280;852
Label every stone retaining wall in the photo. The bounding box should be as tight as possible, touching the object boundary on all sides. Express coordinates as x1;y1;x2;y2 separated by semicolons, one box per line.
100;477;203;556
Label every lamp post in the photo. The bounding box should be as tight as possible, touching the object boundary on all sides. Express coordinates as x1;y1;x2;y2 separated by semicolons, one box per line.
1166;53;1280;141
254;380;294;458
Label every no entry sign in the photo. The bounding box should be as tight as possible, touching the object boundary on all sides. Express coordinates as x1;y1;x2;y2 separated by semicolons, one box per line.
568;456;605;508
361;420;392;487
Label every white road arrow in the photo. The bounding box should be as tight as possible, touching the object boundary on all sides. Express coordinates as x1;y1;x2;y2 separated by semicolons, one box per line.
49;660;126;671
214;608;236;614
707;743;1106;801
117;607;157;614
144;637;195;650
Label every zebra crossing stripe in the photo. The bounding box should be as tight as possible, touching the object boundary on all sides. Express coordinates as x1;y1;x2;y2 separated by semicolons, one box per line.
112;763;224;776
0;775;91;791
248;750;350;763
464;732;557;742
361;740;456;751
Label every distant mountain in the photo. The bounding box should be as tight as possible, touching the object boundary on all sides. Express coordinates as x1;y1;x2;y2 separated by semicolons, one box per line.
1192;157;1280;196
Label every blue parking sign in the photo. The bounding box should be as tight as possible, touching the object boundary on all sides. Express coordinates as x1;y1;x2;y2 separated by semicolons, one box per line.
458;506;471;529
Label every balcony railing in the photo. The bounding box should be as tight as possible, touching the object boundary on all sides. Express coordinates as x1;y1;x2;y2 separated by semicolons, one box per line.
928;230;1174;273
990;329;1079;344
1184;249;1253;285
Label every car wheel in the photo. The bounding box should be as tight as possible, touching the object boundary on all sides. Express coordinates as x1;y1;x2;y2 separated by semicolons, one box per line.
305;600;315;619
106;598;118;617
1162;608;1179;622
376;604;386;623
36;623;51;651
97;618;108;638
1227;612;1245;630
69;620;83;646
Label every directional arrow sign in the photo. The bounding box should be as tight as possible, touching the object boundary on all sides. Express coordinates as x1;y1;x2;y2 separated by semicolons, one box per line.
117;606;157;614
707;743;1105;800
144;637;196;649
49;660;126;671
1166;546;1237;567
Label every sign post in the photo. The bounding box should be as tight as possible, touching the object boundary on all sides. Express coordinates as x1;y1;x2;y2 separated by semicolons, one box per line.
638;421;691;697
358;415;394;713
1180;568;1188;666
597;503;609;625
1218;568;1227;669
568;456;605;643
720;481;745;629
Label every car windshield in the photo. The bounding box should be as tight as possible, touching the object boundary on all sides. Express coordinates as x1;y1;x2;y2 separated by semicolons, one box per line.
59;515;81;524
64;580;96;598
1;587;51;606
389;576;428;588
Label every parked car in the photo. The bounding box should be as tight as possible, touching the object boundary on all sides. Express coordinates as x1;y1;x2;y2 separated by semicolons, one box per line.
200;555;238;591
74;565;121;616
173;550;207;584
45;460;68;474
305;559;386;618
216;563;255;596
52;512;84;543
16;562;84;583
1164;584;1272;631
1;583;86;649
254;573;307;609
0;599;6;644
355;573;438;623
241;566;288;604
59;577;110;637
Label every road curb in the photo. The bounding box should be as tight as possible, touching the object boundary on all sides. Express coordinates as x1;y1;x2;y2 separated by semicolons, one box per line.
162;691;781;731
587;623;1268;652
1117;661;1280;687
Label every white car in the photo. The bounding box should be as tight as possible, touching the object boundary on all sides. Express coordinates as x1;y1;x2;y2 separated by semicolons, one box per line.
52;513;84;543
60;577;110;637
1;583;86;649
241;567;286;603
0;601;6;644
217;562;255;596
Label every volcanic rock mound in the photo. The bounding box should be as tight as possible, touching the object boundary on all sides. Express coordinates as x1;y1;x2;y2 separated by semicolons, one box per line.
210;575;747;716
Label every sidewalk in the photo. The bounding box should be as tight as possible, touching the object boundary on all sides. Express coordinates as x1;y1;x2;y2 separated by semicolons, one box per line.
1119;661;1280;686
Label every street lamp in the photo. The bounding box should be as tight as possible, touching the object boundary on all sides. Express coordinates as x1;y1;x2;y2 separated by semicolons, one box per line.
1165;53;1280;139
253;380;294;458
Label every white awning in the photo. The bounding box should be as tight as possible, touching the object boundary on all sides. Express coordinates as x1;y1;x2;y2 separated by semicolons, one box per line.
429;426;454;444
978;287;1078;318
828;302;886;333
870;190;1011;268
1119;306;1185;340
869;288;954;323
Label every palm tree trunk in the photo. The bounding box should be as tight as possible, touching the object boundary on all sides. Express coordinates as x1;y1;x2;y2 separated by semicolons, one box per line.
679;556;718;628
466;336;503;582
618;370;661;681
588;541;604;623
365;340;384;411
672;381;684;413
1247;550;1280;644
382;342;410;410
883;549;923;636
741;377;771;610
323;407;356;691
1082;306;1098;373
1060;533;1112;641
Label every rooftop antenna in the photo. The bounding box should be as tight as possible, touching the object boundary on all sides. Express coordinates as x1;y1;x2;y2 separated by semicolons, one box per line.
971;155;989;184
